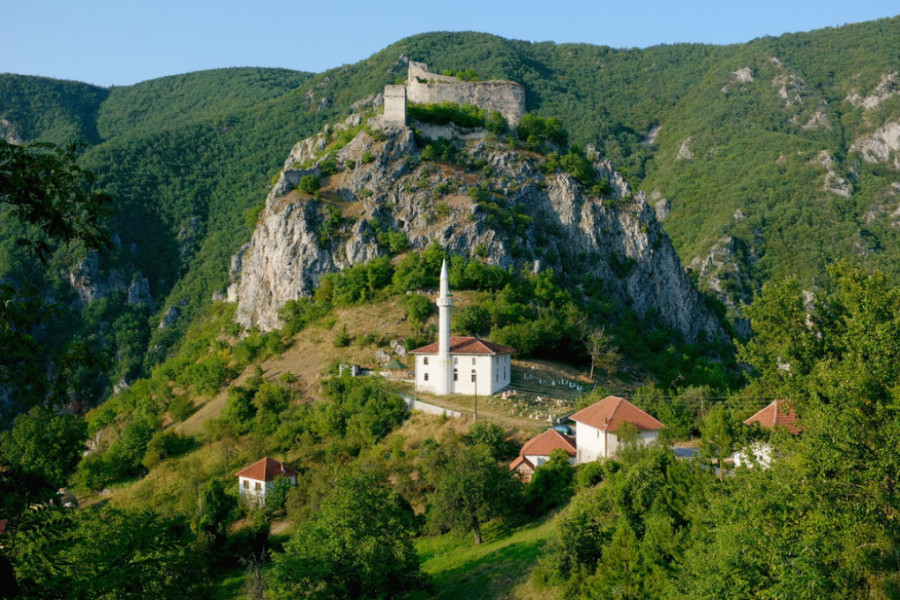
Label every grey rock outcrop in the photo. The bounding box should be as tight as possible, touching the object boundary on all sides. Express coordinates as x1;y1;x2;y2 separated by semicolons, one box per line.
234;119;725;342
67;252;152;308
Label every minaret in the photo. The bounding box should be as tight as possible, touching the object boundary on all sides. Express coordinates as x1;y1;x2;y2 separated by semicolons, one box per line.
436;259;453;394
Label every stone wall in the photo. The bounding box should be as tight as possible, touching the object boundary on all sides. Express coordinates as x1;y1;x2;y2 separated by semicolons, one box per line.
406;78;525;126
385;61;526;127
383;84;406;127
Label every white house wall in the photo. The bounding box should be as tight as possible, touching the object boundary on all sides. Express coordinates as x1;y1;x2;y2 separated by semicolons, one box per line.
238;475;297;503
575;423;608;464
575;425;661;463
415;353;511;395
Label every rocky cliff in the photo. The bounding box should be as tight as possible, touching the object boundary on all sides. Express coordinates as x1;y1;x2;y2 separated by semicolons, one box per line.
233;116;724;341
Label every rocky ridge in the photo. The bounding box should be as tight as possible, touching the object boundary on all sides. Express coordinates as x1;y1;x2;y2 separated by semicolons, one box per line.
232;116;725;342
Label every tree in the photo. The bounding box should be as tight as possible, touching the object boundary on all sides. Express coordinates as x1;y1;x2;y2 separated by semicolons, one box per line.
0;140;111;261
0;406;87;489
524;448;575;517
698;404;735;481
681;263;900;598
0;140;112;413
8;506;203;600
195;479;237;546
583;323;620;379
267;473;427;600
465;420;517;461
427;444;522;545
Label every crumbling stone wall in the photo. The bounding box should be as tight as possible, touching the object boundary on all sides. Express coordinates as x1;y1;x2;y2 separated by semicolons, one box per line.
383;61;526;127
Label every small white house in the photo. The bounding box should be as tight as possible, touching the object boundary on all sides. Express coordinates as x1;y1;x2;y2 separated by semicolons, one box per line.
509;428;577;482
570;395;666;463
235;457;299;504
734;400;800;469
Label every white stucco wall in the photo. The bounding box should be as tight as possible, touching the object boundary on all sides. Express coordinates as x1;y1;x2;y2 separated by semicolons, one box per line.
238;475;297;503
575;424;660;463
575;423;610;464
415;352;511;395
733;442;772;469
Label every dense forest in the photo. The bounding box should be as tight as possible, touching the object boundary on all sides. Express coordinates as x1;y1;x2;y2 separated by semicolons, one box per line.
2;15;900;600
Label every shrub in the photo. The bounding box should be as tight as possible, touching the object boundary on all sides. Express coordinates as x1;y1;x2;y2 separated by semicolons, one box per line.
298;174;321;195
516;114;568;151
141;430;195;469
333;325;351;347
485;111;508;135
403;293;434;327
167;395;196;422
408;102;486;129
575;460;605;488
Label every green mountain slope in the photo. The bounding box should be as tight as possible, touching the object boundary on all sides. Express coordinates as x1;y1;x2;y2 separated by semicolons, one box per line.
1;17;899;405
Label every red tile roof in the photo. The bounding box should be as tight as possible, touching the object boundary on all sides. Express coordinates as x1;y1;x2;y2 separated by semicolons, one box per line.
509;455;535;472
520;429;577;457
410;336;515;355
509;456;536;482
744;400;800;434
570;395;666;432
234;457;299;482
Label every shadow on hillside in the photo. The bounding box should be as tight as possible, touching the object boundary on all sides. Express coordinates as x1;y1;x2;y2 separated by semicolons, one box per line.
428;534;549;600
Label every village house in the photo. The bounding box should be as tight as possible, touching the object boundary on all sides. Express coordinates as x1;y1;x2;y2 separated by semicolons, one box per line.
743;399;800;434
509;428;577;482
411;260;514;396
734;400;800;468
234;457;299;504
569;395;666;463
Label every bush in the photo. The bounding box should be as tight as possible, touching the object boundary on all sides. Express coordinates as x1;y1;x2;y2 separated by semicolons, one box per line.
485;111;508;135
408;101;486;129
141;430;195;469
333;325;351;347
516;114;568;151
575;460;605;488
524;449;575;517
297;174;321;195
167;395;196;422
403;293;434;327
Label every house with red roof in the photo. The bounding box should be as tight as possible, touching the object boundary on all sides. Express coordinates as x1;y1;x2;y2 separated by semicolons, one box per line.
410;260;514;396
235;457;299;504
509;428;577;482
735;400;800;468
569;395;666;463
743;400;800;434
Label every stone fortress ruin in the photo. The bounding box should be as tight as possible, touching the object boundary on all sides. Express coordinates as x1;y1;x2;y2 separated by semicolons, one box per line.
383;60;526;128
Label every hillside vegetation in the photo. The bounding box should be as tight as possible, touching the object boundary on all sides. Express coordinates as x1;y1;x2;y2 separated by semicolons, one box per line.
2;19;900;400
3;20;900;597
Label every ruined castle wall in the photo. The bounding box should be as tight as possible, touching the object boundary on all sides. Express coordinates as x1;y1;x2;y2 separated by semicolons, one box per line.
383;84;407;127
406;79;525;126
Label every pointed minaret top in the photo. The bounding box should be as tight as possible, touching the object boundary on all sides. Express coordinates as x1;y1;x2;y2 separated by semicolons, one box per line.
439;259;449;297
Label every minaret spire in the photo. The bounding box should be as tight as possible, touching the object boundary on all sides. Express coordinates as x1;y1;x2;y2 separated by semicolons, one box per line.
436;259;453;394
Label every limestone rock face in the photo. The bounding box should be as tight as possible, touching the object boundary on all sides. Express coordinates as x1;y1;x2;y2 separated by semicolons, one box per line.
66;252;152;308
234;120;725;341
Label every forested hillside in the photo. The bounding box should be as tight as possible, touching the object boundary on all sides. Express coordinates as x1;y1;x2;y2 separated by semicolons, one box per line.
3;16;900;599
1;17;899;407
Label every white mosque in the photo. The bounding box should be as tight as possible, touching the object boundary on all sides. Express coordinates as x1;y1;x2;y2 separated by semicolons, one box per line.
411;260;514;396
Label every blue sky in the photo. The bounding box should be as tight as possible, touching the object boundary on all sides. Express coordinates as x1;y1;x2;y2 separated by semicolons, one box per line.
3;0;898;87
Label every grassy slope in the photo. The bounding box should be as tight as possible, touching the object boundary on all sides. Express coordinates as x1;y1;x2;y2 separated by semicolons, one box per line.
416;518;558;600
92;293;580;599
